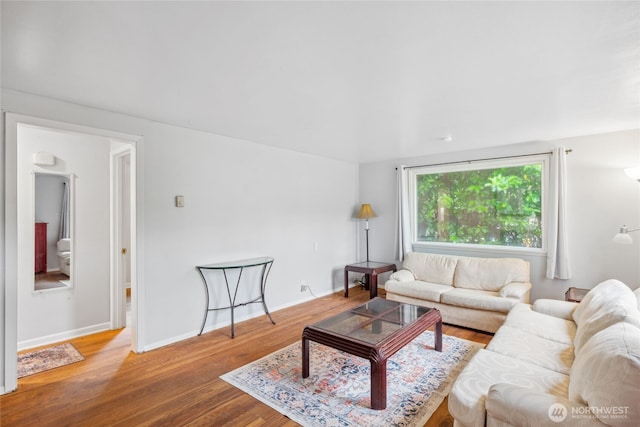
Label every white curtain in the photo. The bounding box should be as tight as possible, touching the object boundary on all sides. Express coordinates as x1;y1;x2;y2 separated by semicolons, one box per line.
395;166;412;262
546;147;571;279
58;181;70;240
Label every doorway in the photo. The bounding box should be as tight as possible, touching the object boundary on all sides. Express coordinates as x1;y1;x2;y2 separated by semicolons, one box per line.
3;113;142;394
111;146;133;330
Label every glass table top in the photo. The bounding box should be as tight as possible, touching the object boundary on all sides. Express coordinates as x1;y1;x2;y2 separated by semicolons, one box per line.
197;256;274;269
347;261;394;268
310;298;432;345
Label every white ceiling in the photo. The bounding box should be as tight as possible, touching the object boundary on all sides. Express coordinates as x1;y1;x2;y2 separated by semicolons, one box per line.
2;1;639;163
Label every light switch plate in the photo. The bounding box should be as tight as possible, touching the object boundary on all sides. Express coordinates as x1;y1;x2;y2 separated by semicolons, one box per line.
175;195;185;207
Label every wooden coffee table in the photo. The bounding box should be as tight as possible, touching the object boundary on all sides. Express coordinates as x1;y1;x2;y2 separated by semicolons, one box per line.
302;298;442;410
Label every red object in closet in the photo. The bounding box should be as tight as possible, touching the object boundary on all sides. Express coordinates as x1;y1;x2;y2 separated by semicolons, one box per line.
35;222;47;274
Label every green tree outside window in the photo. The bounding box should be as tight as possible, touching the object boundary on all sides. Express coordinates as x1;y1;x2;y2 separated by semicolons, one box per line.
415;164;542;248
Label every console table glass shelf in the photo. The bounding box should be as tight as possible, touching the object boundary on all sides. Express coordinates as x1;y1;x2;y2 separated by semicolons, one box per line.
196;256;275;338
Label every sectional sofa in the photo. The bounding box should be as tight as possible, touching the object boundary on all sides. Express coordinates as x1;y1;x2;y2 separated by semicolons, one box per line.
449;279;640;427
384;252;531;333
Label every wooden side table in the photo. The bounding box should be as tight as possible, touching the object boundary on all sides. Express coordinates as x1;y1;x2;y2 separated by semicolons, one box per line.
565;287;589;303
344;261;397;299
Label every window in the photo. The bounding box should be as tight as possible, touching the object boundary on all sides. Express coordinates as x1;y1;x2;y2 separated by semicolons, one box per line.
409;156;547;250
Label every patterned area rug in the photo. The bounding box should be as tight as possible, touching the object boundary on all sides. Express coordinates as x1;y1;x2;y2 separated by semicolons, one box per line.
221;331;483;426
18;343;84;378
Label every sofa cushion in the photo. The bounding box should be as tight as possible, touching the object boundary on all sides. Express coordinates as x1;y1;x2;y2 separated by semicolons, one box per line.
532;299;578;320
498;282;531;300
569;322;640;425
504;303;576;345
383;280;452;303
486;384;595;427
572;279;640;352
388;269;415;282
402;252;457;286
454;257;530;291
441;288;519;313
487;325;574;375
449;349;569;427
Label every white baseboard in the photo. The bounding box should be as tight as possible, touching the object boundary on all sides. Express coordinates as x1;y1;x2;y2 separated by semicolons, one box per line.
143;286;340;352
17;322;111;351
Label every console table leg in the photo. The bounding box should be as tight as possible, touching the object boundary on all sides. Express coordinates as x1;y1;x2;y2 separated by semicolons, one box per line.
261;263;276;325
197;269;210;336
262;301;276;325
225;269;242;339
230;307;235;338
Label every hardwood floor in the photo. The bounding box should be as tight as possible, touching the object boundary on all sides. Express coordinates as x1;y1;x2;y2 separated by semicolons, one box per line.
34;271;70;291
1;287;492;426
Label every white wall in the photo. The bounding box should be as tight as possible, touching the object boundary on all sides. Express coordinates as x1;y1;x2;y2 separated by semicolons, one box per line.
360;130;640;300
17;125;112;346
2;89;359;363
140;121;358;346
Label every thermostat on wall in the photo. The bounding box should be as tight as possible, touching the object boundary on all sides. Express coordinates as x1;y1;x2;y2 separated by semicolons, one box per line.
175;195;185;207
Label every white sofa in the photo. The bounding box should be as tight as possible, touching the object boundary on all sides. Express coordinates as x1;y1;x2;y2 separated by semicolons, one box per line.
449;279;640;427
57;238;71;276
384;252;531;333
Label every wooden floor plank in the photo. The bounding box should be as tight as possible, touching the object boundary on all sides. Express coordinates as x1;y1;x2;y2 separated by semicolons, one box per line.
1;287;492;426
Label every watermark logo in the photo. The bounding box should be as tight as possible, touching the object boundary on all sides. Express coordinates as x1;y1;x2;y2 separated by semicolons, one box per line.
548;403;567;423
548;403;630;422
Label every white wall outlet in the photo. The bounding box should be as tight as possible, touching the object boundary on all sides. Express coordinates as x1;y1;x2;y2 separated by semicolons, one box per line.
300;281;308;292
175;195;185;207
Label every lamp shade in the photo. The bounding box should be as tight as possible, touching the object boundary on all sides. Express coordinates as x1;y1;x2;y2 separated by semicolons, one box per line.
356;204;377;219
613;233;633;244
613;225;637;244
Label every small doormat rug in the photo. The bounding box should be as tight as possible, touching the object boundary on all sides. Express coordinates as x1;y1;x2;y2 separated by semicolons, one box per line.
221;331;483;426
18;343;84;378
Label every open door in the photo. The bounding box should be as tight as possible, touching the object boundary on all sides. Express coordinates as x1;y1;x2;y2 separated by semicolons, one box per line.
110;145;133;330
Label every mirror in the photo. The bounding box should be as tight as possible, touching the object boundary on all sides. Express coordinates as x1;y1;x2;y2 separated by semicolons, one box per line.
34;172;74;291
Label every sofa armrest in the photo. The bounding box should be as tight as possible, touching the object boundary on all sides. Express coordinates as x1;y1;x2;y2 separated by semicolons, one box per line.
499;282;531;300
388;269;415;282
486;383;607;427
532;299;578;320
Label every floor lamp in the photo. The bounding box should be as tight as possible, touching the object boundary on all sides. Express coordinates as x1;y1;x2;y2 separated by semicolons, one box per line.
356;203;377;262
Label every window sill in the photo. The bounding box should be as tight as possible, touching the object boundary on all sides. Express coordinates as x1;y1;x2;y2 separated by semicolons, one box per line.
412;241;547;258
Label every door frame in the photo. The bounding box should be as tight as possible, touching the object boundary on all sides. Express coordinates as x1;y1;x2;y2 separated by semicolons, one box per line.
110;146;134;331
3;113;144;394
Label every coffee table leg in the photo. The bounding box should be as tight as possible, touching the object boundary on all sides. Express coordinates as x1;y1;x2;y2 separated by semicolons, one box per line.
302;337;310;378
435;319;443;352
370;357;387;410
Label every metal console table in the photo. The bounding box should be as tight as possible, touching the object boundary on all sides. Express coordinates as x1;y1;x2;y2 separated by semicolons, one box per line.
196;256;276;338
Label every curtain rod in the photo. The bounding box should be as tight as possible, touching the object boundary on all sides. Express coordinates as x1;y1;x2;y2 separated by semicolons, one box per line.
398;149;572;170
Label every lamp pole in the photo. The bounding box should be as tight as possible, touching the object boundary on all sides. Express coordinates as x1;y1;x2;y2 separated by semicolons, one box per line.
356;203;376;263
365;219;370;262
